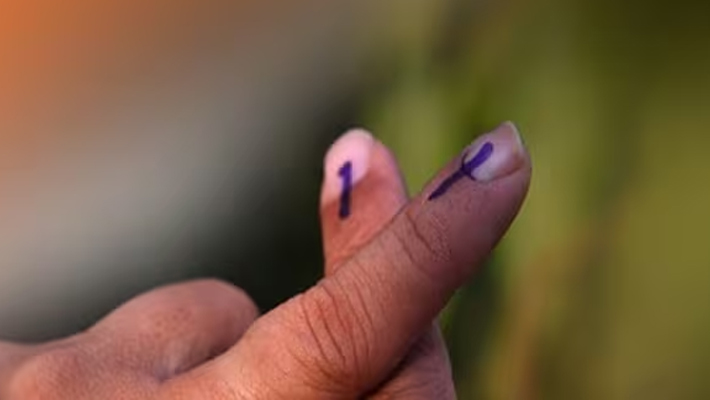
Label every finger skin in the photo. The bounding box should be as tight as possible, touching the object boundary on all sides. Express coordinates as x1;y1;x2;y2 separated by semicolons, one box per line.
0;280;258;400
90;279;258;379
368;327;455;400
284;123;530;393
0;343;34;395
175;123;530;399
320;133;408;274
319;130;455;399
0;333;96;398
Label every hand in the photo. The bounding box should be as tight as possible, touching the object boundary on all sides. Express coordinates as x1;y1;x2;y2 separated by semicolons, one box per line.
0;122;530;399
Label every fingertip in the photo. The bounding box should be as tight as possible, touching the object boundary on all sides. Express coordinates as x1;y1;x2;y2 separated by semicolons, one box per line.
462;121;528;182
321;128;375;206
319;128;409;270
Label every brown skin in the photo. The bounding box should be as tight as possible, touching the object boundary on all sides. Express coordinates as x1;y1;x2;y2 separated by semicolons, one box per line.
0;130;531;399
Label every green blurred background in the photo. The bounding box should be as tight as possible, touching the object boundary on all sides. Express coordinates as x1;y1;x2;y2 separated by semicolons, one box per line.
223;0;710;396
2;0;710;398
337;0;710;398
363;0;710;399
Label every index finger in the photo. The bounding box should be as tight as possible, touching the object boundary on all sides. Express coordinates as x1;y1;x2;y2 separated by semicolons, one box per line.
167;122;531;399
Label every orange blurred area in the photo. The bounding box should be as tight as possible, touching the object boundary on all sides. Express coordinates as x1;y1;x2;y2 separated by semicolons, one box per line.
1;0;710;398
0;0;366;325
0;0;334;168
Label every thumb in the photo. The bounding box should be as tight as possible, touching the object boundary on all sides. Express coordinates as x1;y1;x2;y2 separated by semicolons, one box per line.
167;122;531;399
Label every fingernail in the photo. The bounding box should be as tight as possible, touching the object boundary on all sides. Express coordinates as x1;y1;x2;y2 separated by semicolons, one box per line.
463;121;526;182
321;128;375;210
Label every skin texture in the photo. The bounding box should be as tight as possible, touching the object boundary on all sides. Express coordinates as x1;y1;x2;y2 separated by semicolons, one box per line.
0;123;531;399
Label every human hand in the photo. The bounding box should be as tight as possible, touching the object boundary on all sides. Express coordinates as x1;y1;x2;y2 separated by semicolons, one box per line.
0;122;530;399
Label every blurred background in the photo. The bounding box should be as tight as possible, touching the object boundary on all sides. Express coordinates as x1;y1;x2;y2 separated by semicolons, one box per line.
1;0;710;398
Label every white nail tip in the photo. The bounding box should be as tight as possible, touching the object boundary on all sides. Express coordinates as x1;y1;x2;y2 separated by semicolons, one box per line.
321;128;374;204
468;122;526;182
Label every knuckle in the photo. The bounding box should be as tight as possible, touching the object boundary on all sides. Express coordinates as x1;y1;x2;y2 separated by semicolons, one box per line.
135;279;259;336
189;278;238;294
291;280;375;389
7;348;92;399
190;279;259;318
190;278;242;297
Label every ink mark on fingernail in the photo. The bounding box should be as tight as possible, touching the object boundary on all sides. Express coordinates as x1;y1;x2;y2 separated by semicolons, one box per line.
462;142;494;177
338;161;353;219
428;142;494;201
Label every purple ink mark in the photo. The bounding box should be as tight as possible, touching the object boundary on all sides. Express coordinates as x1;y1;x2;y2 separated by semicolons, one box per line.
427;169;465;201
338;161;353;219
462;141;494;176
428;142;494;201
